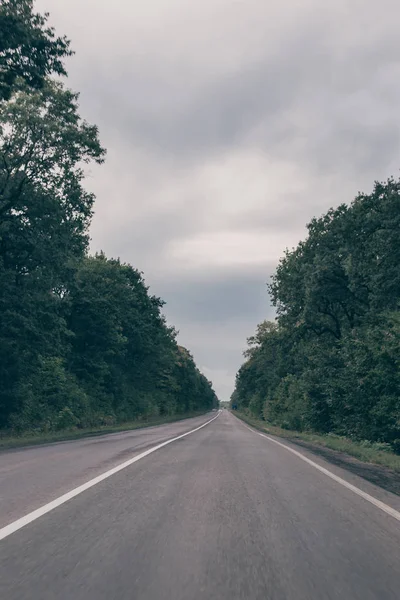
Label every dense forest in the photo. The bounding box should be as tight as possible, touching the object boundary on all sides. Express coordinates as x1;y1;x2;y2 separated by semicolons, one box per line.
232;178;400;451
0;0;218;433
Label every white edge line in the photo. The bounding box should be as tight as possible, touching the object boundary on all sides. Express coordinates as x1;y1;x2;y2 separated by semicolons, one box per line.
238;418;400;523
0;411;221;542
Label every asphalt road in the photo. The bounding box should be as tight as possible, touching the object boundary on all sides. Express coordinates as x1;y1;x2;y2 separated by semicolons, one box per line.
1;410;400;599
0;412;216;529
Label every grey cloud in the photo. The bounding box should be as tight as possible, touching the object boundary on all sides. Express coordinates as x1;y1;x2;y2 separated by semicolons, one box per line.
152;267;276;325
76;16;400;177
37;0;400;399
94;206;201;268
152;270;277;400
167;316;274;401
79;29;328;160
75;3;400;193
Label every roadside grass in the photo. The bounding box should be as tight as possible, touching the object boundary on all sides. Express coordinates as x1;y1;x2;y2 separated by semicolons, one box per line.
234;411;400;473
0;411;209;451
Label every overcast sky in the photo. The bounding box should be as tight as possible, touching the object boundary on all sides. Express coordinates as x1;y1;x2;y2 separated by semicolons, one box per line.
37;0;400;400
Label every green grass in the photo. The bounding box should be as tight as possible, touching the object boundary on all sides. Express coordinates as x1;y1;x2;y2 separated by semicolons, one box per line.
234;411;400;473
0;411;209;451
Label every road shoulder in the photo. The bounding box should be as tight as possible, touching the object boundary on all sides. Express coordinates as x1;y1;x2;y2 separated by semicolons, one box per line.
233;411;400;499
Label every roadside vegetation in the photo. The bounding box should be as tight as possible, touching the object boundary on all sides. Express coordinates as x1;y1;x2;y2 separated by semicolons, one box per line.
232;176;400;455
234;411;400;473
0;1;218;438
0;410;210;451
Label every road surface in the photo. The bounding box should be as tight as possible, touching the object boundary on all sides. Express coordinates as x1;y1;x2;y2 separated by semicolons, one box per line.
1;410;399;599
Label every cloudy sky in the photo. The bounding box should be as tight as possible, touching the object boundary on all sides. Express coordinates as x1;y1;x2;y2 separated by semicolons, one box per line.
37;0;400;400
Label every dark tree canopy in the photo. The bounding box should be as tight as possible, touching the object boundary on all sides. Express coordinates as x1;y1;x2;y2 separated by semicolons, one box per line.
233;178;400;451
0;5;218;433
0;0;72;101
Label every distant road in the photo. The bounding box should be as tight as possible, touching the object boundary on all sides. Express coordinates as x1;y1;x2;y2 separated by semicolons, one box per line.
1;410;400;599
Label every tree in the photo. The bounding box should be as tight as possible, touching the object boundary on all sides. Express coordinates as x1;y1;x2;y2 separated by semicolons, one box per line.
0;80;105;250
65;255;218;425
233;177;400;448
0;80;105;427
67;255;173;421
0;0;72;100
0;5;217;432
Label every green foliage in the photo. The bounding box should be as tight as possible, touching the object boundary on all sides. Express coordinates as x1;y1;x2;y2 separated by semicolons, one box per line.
0;8;218;433
9;356;90;432
0;0;72;100
235;412;400;473
54;407;80;431
0;74;105;427
233;179;400;451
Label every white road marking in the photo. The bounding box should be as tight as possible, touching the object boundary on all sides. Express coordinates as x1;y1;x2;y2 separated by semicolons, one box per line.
0;411;221;542
239;419;400;523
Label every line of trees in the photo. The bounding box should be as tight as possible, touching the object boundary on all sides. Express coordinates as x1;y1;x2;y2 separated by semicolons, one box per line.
0;1;218;433
232;178;400;452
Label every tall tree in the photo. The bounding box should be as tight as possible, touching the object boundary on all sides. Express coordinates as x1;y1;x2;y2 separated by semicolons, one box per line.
0;0;71;100
0;4;217;433
233;178;400;447
0;81;105;426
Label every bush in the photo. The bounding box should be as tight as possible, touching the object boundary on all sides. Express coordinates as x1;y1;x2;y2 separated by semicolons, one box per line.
55;407;79;430
10;357;90;432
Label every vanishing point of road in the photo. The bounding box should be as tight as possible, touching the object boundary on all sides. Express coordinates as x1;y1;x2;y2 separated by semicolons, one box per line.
1;410;399;599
